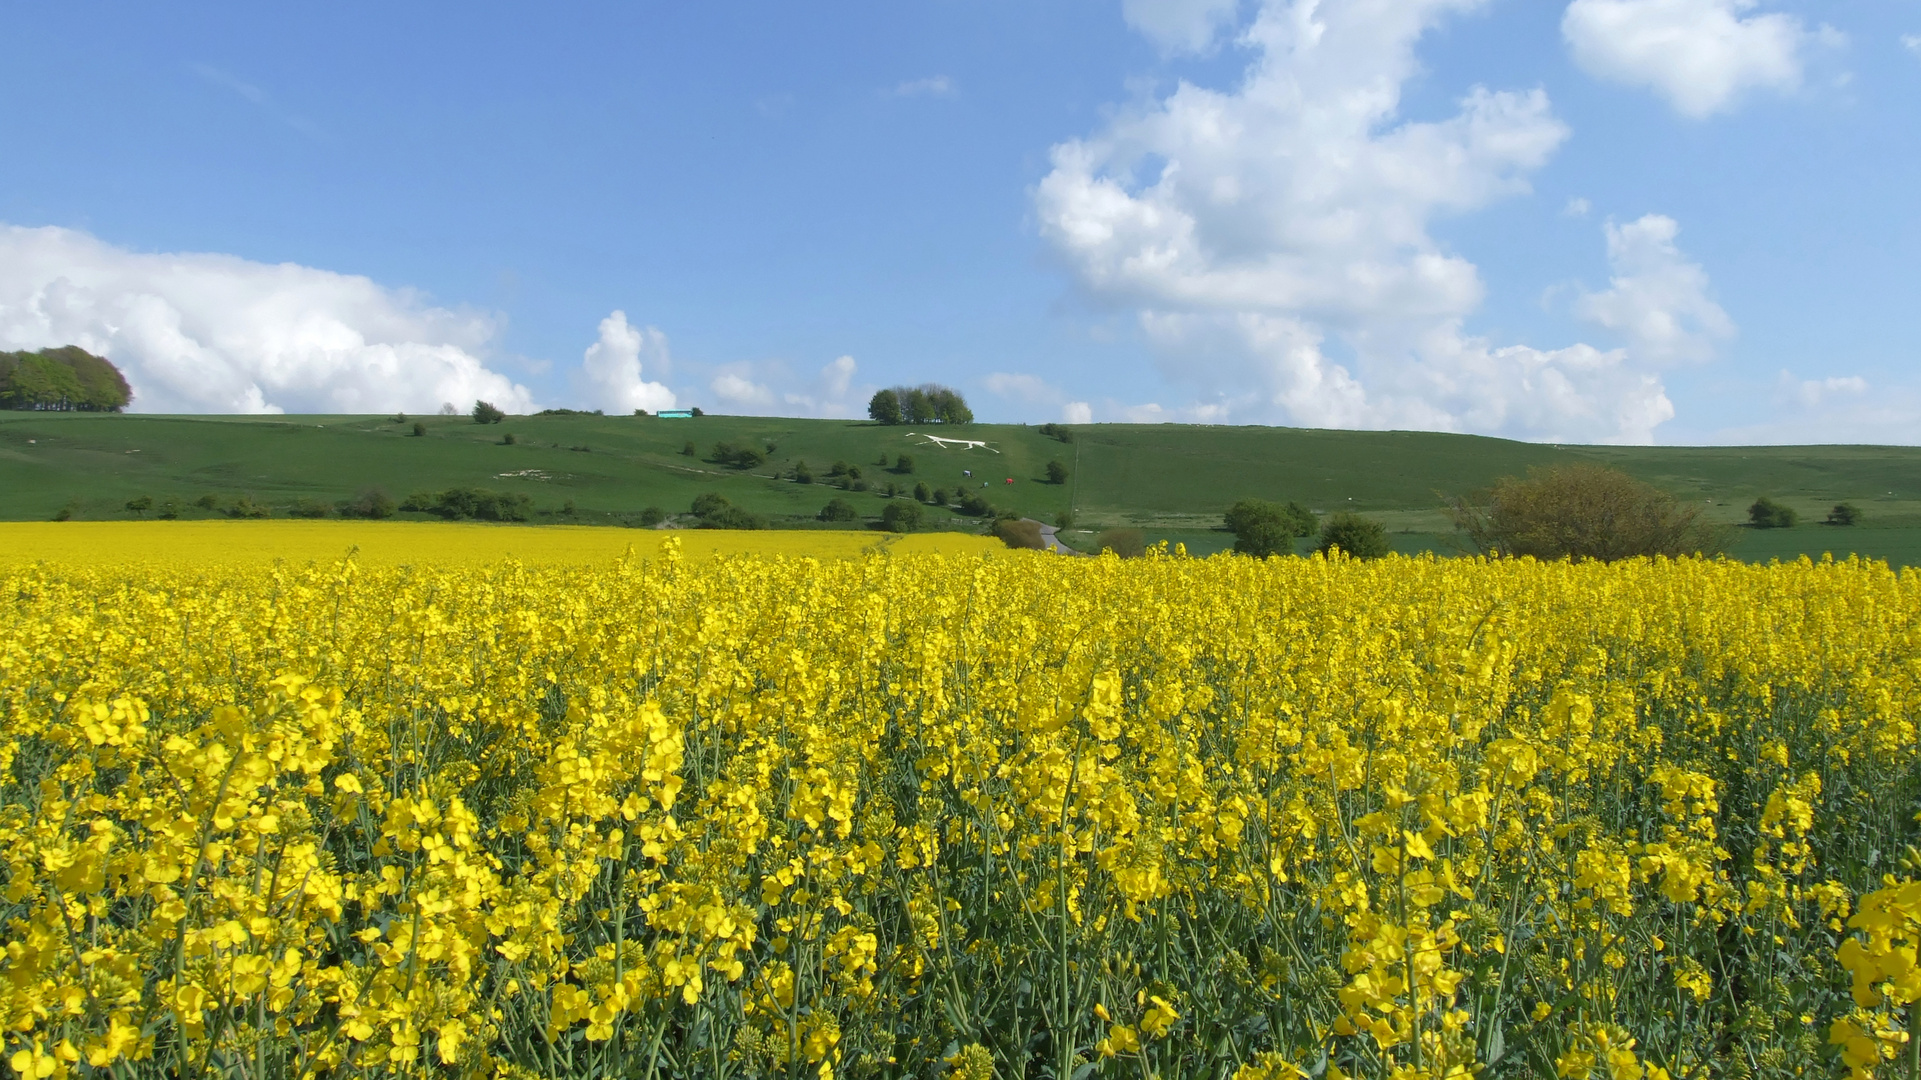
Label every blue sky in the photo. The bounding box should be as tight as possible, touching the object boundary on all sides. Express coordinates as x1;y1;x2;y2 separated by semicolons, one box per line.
1;1;1915;444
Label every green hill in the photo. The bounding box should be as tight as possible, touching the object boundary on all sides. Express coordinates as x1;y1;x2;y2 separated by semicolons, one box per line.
4;410;1920;564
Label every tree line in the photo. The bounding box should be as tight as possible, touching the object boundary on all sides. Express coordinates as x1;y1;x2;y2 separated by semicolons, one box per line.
0;347;132;411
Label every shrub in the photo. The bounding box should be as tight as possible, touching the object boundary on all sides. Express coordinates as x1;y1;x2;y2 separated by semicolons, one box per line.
1315;513;1389;559
1451;464;1727;561
432;488;531;522
1748;497;1797;529
400;491;435;513
793;462;814;484
340;487;397;520
561;499;578;517
914;482;931;503
931;488;950;506
681;441;697;456
1827;503;1861;526
1037;422;1074;443
638;506;666;527
709;442;766;470
229;496;271;520
819;498;859;523
1055;509;1075;530
958;491;995;517
289;498;331;519
688;493;765;530
195;494;220;511
412;422;427;437
995;518;1046;550
1045;460;1069;485
501;433;517;446
472;400;505;424
1226;499;1317;557
881;501;924;533
157;499;180;521
1095;528;1146;558
52;503;75;522
124;495;152;518
393;413;407;424
893;454;915;474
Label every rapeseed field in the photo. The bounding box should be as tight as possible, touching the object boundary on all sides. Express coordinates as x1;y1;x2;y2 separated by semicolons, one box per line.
3;536;1920;1079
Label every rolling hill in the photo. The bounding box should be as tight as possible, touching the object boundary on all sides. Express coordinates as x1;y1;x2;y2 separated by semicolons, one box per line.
4;410;1920;563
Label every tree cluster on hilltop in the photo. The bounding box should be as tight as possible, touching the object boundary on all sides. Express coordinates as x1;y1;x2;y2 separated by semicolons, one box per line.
868;385;972;425
0;347;132;412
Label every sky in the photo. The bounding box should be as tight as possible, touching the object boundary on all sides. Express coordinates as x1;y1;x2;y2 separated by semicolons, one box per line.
1;0;1916;444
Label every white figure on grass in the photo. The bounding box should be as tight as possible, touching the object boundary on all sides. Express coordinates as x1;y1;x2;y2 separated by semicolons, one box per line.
906;432;999;453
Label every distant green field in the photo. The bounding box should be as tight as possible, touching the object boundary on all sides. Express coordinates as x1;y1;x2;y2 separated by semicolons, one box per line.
4;411;1919;566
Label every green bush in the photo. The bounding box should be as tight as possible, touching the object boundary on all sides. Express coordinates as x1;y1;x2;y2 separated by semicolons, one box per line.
1045;460;1069;485
1749;497;1797;529
793;462;814;484
995;518;1046;550
411;422;427;437
638;506;666;527
1451;465;1727;561
1095;528;1146;558
893;454;915;474
229;496;271;520
157;500;180;521
881;501;924;533
472;400;506;424
1827;503;1861;526
195;494;220;511
432;488;531;522
1315;512;1389;559
340;487;397;520
124;495;152;518
687;493;764;530
1226;499;1317;557
818;497;859;523
1037;422;1074;443
914;482;932;503
288;498;331;519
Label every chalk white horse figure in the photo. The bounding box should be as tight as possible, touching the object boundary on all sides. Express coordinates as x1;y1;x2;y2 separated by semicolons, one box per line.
905;432;999;453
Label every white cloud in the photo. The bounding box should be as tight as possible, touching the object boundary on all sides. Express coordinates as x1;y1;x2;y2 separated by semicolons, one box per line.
1564;196;1592;217
702;355;866;418
1778;370;1867;408
1904;34;1921;57
0;224;535;414
710;371;776;409
985;371;1104;425
1573;214;1733;364
1562;0;1827;118
892;76;956;98
1039;0;1688;443
578;311;677;414
1121;0;1241;53
984;372;1061;403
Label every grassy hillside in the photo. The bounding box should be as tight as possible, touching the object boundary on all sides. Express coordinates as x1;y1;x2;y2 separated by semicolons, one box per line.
5;410;1920;564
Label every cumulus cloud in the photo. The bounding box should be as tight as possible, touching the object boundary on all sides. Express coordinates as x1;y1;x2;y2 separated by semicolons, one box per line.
1573;214;1733;364
578;311;677;413
0;224;535;414
1564;197;1593;217
1778;370;1867;409
1038;0;1696;443
1121;0;1242;53
705;355;866;418
1562;0;1829;118
985;372;1102;424
1905;34;1921;57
